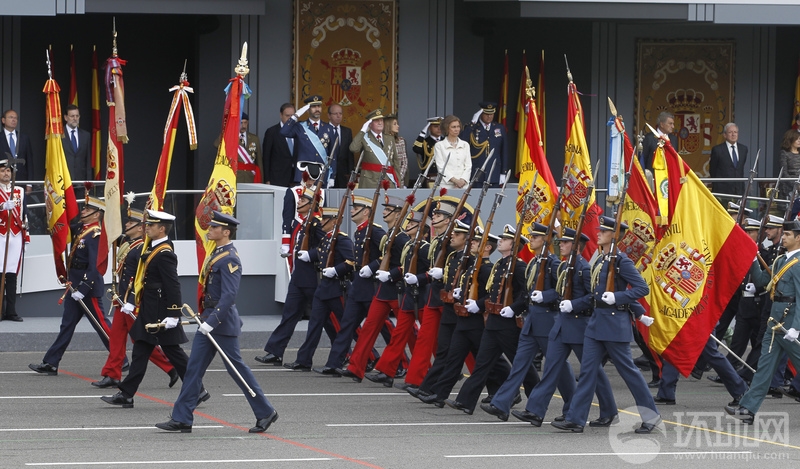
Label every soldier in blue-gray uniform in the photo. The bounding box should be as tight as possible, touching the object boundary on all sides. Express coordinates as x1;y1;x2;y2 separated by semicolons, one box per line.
726;219;800;424
553;216;659;434
30;195;111;375
287;206;355;370
502;227;616;426
460;102;508;186
280;95;336;185
157;211;278;434
482;224;576;421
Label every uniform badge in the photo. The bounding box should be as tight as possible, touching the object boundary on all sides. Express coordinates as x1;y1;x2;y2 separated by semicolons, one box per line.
228;263;239;273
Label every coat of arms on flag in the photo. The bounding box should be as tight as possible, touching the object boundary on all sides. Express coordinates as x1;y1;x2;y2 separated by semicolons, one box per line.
617;217;656;267
329;48;362;107
654;241;706;308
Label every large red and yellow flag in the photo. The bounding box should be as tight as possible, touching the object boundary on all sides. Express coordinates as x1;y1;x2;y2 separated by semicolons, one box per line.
647;139;756;376
563;77;602;257
497;50;508;129
43;73;79;281
69;45;78;107
514;51;528;177
91;46;102;180
194;45;250;306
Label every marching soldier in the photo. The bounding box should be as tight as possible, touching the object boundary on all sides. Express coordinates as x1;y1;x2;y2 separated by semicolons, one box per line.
350;109;401;189
460;102;507;186
553;216;659;434
727;218;800;424
101;210;205;408
286;206;355;370
30;195;111;375
412;117;443;185
157;211;278;433
91;200;177;388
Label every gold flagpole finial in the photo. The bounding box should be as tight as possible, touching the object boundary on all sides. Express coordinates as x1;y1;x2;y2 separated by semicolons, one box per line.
180;59;188;83
112;17;118;58
607;97;619;118
564;54;573;83
46;49;52;80
235;42;249;78
525;66;535;100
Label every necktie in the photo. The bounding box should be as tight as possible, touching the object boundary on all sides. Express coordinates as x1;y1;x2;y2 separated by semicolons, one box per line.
731;145;738;167
312;122;318;133
287;137;294;154
71;129;78;153
377;134;383;147
333;126;339;143
8;133;15;156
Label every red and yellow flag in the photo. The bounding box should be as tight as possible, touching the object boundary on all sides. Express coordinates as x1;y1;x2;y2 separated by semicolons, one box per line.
69;45;78;107
91;46;102;180
647;139;756;376
497;50;508;129
563;79;602;257
514;51;528;177
536;50;546;156
43;76;79;281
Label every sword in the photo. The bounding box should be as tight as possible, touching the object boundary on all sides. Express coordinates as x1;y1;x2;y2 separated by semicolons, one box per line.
769;317;800;347
181;304;257;397
708;333;755;374
59;277;109;342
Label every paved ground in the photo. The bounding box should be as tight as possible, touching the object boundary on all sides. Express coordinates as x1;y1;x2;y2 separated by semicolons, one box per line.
2;317;800;468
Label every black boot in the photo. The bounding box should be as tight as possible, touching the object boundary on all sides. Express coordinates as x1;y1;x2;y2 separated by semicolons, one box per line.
2;273;22;321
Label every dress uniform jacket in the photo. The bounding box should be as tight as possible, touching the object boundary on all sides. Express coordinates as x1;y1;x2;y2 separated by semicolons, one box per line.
416;235;449;308
587;251;649;343
280;118;335;179
200;243;244;336
69;222;104;298
291;214;325;289
456;257;493;331
237;131;263;183
481;256;528;331
116;238;144;305
551;255;593;345
412;135;440;179
460;121;507;185
309;229;355;300
509;254;560;337
399;237;430;311
129;240;186;345
368;230;410;301
350;221;384;302
440;249;465;326
350;131;399;189
0;182;28;274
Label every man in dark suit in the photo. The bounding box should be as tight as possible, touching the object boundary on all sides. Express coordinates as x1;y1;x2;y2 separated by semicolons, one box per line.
263;103;296;187
709;123;748;198
329;104;354;187
641;111;678;171
60;104;93;181
0;110;34;184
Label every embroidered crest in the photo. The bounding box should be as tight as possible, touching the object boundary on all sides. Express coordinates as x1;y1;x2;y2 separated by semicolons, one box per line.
654;241;706;308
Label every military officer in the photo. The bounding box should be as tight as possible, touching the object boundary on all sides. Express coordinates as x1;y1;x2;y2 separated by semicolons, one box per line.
157;211;278;433
214;112;263;183
281;95;336;185
553;216;659;434
350;109;401;189
460;102;508;186
412;116;443;184
30;194;111;375
0;157;28;322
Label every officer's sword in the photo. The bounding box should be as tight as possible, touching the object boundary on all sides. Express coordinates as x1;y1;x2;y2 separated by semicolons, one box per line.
181;304;257;397
58;277;109;342
769;317;800;347
708;333;755;374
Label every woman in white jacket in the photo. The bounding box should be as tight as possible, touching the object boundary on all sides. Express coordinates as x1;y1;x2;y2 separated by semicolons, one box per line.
433;115;471;190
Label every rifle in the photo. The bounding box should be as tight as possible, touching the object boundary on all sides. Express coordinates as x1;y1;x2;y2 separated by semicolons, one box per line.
296;151;335;255
749;166;782;274
604;153;636;292
326;154;364;269
466;169;509;302
360;166;388;267
736;149;760;226
563;159;601;300
432;154;493;269
378;157;447;272
497;189;536;309
779;168;800;256
534;152;576;292
407;182;441;316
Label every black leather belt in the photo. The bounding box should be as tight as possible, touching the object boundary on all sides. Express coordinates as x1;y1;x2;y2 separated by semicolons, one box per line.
774;296;796;303
70;262;88;270
203;300;218;309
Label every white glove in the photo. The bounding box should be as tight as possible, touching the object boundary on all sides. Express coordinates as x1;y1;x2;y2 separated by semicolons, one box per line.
422;122;431;134
121;302;135;314
327;178;335;188
295;103;311;117
280;244;290;256
743;283;756;297
359;265;373;278
1;200;14;210
297;250;311;262
429;267;443;280
71;291;84;301
500;306;515;318
499;174;506;185
559;300;573;313
639;315;655;327
376;270;391;282
471;109;483;124
785;328;800;342
161;316;179;329
530;290;543;303
322;267;337;278
404;273;418;285
601;292;616;305
198;322;214;336
452;287;462;300
465;299;480;314
360;118;373;133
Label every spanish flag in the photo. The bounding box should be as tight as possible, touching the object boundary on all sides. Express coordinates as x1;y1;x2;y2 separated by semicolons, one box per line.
647;139;756;376
69;45;78;107
536;50;546;156
514;51;528;177
91;46;101;179
43;75;79;281
563;79;602;257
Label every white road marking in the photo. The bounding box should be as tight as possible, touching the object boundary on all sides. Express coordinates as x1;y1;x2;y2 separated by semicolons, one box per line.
0;425;223;432
26;458;334;466
224;392;408;397
328;422;532;427
445;451;753;458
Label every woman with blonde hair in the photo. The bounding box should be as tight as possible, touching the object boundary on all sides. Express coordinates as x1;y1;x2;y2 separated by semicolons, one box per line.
433;115;471;189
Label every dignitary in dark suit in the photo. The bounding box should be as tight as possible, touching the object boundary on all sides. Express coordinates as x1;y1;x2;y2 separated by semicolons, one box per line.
281;96;335;186
263;103;297;187
60;104;93;181
553;216;659;434
329;104;354;188
709;123;748;197
641;111;677;171
157;211;278;433
350;109;400;189
101;210;202;408
29;196;111;374
0;110;34;184
461;102;508;186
